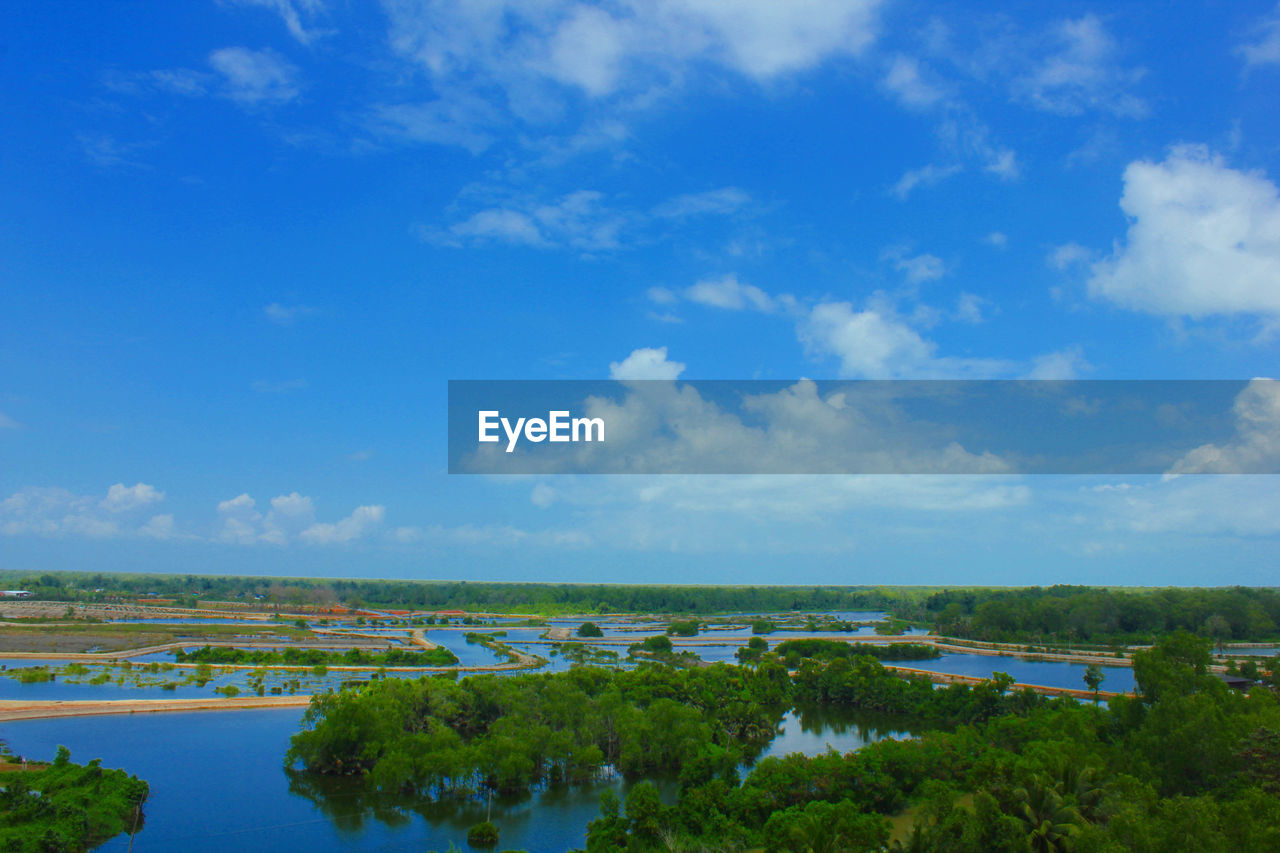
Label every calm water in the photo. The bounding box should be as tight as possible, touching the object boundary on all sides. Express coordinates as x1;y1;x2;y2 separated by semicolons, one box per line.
898;653;1136;693
0;703;907;853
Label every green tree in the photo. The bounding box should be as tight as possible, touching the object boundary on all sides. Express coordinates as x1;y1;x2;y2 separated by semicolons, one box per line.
1083;664;1105;699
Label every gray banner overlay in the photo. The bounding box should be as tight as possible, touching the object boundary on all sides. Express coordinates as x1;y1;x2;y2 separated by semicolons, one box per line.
447;379;1280;475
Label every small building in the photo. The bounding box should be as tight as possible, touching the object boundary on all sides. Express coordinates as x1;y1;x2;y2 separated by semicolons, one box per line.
0;590;33;599
1217;672;1254;691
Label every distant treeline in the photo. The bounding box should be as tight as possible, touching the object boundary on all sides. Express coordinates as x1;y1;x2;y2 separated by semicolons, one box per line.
6;571;1280;643
911;585;1280;644
0;570;911;615
174;645;458;668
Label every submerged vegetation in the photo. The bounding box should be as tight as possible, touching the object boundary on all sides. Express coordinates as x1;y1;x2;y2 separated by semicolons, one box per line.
285;632;1280;852
174;644;460;668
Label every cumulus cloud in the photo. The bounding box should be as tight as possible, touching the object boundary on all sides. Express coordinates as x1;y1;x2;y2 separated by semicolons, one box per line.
799;300;1011;378
140;514;177;540
1168;379;1280;474
609;346;687;380
100;483;165;513
684;273;777;312
208;47;299;104
1087;146;1280;319
2;484;170;538
217;492;384;545
299;505;386;544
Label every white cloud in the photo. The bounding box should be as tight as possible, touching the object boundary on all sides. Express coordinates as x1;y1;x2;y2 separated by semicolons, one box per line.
428;190;628;250
383;0;884;103
208;47;299;104
883;247;946;283
2;484;170;539
881;54;946;109
100;483;165;513
801;301;939;377
1025;346;1090;380
609;346;686;380
1087;145;1280;319
0;412;21;429
531;482;557;508
1011;15;1146;117
1048;242;1093;270
983;231;1008;249
646;286;679;305
217;493;257;515
1169;379;1280;474
651;187;751;219
439;208;546;247
368;95;500;154
264;303;317;325
78;134;150;169
1238;4;1280;68
1083;475;1280;538
429;185;750;251
140;514;177;540
217;492;383;545
890;163;962;200
229;0;331;45
684;273;777;312
954;292;985;324
300;505;386;544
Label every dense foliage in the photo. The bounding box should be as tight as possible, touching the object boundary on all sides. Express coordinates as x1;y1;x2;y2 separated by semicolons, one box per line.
773;639;940;662
582;633;1280;852
917;585;1280;644
285;663;793;795
0;746;148;852
174;644;459;667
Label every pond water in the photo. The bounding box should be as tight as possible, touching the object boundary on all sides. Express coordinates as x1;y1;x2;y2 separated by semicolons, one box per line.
897;653;1136;693
0;703;908;853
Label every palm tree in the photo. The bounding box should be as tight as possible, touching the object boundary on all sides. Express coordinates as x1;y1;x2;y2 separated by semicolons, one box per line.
1013;780;1082;853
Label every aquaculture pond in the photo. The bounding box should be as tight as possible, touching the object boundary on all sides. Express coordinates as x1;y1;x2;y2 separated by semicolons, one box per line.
0;704;913;853
898;653;1136;693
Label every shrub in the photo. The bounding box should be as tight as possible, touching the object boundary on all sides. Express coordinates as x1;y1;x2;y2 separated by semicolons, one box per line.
467;821;500;847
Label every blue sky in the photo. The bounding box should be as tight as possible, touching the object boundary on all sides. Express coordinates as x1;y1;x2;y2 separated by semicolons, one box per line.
3;0;1280;585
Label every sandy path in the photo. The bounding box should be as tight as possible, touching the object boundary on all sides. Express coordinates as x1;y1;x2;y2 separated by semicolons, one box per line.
0;695;312;722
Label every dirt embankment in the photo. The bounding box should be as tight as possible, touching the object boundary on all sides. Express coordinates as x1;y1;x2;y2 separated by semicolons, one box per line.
0;696;312;722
